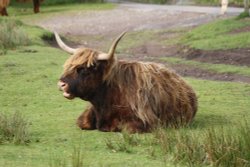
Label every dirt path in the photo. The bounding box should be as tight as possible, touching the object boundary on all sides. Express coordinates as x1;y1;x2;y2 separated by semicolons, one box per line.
35;3;250;83
37;3;242;36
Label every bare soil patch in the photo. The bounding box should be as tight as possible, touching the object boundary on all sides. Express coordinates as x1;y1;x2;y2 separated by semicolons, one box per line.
170;64;250;83
180;47;250;66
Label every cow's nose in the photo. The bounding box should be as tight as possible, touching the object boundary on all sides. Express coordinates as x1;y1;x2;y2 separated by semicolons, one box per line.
58;81;67;91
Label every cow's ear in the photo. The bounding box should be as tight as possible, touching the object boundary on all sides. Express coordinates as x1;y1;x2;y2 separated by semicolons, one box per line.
97;31;126;61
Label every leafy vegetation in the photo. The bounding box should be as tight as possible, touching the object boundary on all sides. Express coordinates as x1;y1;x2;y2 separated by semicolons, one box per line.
0;19;30;54
153;123;250;167
0;111;30;145
193;0;246;6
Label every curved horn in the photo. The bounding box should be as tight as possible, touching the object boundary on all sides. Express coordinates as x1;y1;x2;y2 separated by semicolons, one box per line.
54;31;77;54
97;31;126;60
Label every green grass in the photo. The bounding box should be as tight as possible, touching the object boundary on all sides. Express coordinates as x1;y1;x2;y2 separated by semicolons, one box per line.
0;15;250;167
161;57;250;77
182;18;250;50
7;3;115;23
1;45;250;166
194;0;246;6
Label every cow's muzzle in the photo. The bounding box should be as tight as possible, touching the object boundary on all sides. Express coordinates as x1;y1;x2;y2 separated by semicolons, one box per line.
57;81;74;100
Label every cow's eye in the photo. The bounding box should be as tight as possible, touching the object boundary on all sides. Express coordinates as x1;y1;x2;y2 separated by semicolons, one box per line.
76;67;88;74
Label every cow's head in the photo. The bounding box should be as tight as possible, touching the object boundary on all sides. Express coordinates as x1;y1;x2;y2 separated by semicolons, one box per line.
55;32;126;100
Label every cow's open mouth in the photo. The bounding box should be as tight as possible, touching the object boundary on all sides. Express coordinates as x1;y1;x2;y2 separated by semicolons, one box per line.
63;91;75;100
58;81;75;100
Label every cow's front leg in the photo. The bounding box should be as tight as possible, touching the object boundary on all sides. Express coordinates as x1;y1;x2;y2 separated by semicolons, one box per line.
77;106;96;130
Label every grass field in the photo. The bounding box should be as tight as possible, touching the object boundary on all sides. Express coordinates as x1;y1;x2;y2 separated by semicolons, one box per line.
182;18;250;50
0;5;250;167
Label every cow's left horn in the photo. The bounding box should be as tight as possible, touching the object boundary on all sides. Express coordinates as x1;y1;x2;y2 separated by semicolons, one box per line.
54;32;77;54
97;31;126;60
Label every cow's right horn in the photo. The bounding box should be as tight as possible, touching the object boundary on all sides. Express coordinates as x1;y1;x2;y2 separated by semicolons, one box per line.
97;31;126;60
54;32;77;54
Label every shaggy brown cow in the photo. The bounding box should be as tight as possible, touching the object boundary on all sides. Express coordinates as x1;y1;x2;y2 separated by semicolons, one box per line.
55;32;198;133
0;0;43;16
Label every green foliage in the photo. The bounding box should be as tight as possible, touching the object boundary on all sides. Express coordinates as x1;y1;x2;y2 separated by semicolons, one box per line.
0;111;30;145
154;123;250;167
237;11;250;19
0;19;30;53
194;0;246;6
182;18;250;50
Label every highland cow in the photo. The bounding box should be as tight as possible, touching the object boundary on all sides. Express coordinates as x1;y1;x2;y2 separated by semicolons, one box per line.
0;0;43;16
55;32;198;133
0;0;9;16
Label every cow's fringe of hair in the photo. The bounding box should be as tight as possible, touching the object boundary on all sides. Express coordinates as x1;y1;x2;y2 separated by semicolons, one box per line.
0;0;9;8
106;61;197;126
63;49;98;75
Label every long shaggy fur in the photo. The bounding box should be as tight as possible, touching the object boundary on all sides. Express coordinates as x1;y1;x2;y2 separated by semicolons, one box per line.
107;61;197;126
62;48;197;132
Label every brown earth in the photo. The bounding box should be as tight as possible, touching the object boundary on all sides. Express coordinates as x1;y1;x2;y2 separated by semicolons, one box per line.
180;47;250;66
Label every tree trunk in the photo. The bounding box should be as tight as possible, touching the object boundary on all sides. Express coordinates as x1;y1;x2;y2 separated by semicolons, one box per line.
244;0;249;14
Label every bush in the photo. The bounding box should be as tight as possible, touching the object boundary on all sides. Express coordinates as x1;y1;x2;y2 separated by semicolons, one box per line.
237;11;250;19
155;122;250;167
0;111;31;144
0;19;30;54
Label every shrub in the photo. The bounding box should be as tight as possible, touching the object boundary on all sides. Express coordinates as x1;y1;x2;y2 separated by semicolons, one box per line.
237;11;250;19
0;19;30;53
0;111;30;144
155;122;250;167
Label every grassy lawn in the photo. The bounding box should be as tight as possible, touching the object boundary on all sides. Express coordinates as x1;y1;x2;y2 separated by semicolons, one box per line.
1;44;249;166
182;18;250;50
0;11;250;167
